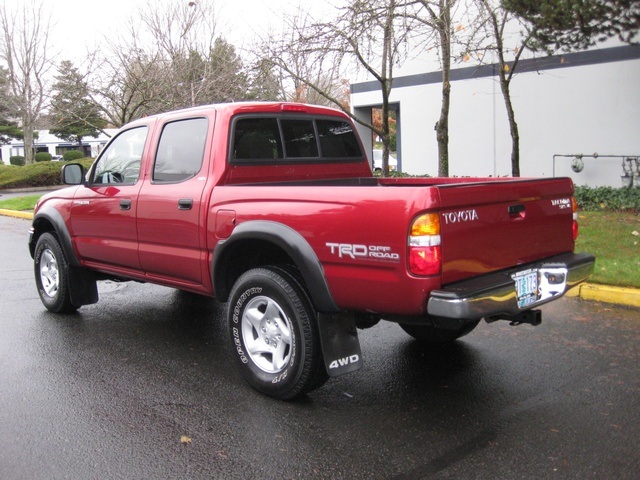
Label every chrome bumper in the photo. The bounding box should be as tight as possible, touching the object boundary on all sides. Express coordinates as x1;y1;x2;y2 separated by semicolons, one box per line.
427;252;596;320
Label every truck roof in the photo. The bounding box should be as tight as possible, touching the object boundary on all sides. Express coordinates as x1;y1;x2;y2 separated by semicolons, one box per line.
127;102;351;125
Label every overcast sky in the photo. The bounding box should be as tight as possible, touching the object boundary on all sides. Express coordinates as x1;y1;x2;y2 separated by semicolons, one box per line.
5;0;325;63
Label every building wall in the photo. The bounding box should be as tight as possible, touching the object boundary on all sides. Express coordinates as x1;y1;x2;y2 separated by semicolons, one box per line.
351;45;640;187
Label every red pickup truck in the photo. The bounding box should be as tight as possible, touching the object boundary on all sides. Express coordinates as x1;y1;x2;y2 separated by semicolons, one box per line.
29;102;595;399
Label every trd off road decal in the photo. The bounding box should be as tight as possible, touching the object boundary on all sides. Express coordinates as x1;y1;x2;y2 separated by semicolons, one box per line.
326;243;400;262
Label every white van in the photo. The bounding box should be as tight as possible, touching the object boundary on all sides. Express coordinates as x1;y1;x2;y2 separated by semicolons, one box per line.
372;149;397;171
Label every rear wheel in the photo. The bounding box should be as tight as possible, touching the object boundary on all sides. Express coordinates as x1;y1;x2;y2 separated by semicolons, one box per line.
227;266;327;400
34;232;76;313
400;319;480;343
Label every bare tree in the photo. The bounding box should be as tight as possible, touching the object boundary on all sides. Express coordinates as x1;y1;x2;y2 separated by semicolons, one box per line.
266;0;414;176
469;0;639;177
88;39;167;127
260;8;347;107
137;0;225;107
0;1;53;164
87;0;249;126
401;0;462;177
472;0;528;177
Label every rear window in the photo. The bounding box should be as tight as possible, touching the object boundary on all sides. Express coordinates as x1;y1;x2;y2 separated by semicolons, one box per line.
231;115;362;164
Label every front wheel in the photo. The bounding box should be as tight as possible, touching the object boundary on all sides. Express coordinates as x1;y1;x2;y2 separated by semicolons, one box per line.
34;232;76;313
227;266;328;400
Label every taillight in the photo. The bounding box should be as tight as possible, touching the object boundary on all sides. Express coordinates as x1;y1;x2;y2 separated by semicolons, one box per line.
409;213;441;276
572;197;579;241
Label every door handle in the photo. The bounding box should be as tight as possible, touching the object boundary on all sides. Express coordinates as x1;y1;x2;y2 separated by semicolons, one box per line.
120;199;132;210
178;198;193;210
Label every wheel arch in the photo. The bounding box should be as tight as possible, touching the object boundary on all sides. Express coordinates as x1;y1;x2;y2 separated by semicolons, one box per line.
212;220;339;313
31;208;98;308
29;207;80;267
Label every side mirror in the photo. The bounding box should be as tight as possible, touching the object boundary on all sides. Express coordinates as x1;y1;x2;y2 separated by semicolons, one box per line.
61;163;85;185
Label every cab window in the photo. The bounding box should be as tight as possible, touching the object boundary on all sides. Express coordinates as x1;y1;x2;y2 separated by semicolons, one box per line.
92;127;147;184
153;118;208;183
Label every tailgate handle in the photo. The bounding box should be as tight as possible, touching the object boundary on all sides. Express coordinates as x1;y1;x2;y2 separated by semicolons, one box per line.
508;204;525;215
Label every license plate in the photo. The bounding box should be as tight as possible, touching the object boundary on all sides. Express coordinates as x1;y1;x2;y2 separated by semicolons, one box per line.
512;269;539;308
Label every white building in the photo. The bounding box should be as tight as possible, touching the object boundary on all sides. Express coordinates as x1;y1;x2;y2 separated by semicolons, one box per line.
350;44;640;187
1;129;118;164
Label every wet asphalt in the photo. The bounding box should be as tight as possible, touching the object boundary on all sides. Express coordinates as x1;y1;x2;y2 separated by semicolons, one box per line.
1;215;639;479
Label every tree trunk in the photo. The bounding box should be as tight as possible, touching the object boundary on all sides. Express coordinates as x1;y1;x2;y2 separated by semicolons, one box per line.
483;0;522;177
22;118;35;165
436;77;450;177
436;0;451;178
380;0;395;177
500;79;520;177
496;66;520;177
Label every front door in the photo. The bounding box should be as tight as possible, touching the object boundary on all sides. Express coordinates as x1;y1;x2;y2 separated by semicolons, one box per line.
70;126;148;272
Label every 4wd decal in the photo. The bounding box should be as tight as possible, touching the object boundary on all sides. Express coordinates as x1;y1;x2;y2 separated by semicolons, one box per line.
326;243;400;262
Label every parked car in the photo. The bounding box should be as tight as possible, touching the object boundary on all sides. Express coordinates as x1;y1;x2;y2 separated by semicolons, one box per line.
372;149;397;171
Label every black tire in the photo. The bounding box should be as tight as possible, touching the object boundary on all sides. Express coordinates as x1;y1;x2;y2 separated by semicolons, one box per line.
227;266;327;400
34;232;76;313
400;319;480;343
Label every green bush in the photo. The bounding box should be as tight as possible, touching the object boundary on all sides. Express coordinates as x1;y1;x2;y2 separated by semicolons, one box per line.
0;158;94;189
35;152;52;162
63;150;85;161
389;133;397;152
574;185;640;212
9;156;25;166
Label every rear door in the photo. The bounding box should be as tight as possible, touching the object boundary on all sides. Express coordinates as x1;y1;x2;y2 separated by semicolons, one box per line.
136;115;212;286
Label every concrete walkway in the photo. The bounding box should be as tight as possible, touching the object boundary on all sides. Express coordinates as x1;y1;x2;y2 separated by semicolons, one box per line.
2;204;639;310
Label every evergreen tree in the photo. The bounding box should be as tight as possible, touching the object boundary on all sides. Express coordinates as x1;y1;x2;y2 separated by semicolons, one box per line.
504;0;640;51
49;60;106;149
0;66;22;145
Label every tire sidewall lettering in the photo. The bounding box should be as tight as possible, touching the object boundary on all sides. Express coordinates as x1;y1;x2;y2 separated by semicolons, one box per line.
231;280;298;386
232;286;262;324
35;236;58;307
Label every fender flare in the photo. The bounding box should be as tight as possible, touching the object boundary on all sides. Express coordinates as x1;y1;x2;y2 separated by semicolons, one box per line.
30;207;81;267
212;220;339;313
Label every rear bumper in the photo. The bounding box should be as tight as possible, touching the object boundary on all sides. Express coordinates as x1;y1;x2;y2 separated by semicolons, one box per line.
427;252;596;320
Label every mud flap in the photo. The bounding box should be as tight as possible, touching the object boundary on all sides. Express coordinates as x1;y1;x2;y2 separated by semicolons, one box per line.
317;312;363;377
68;267;99;307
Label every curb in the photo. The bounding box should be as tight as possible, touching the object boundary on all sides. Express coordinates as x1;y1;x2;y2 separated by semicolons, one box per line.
0;185;64;194
566;283;640;308
0;209;637;309
0;209;34;220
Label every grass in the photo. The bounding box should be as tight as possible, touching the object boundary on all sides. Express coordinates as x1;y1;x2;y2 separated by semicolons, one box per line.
575;211;640;288
0;195;41;211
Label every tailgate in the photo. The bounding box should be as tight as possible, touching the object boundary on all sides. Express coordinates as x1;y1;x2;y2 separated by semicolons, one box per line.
436;178;575;285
